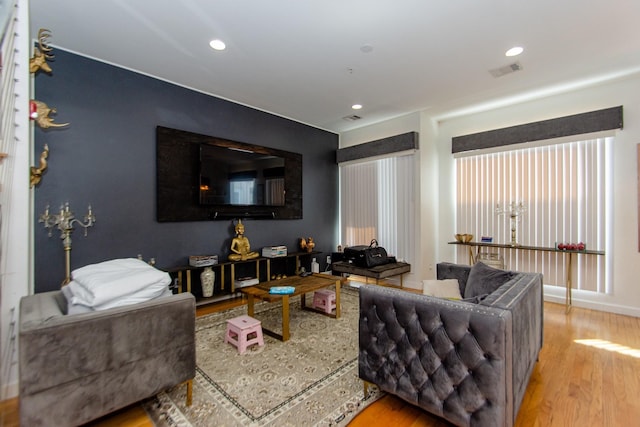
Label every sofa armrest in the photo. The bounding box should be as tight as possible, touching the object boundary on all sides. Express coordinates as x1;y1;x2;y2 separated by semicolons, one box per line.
480;272;543;417
359;285;513;427
19;291;195;396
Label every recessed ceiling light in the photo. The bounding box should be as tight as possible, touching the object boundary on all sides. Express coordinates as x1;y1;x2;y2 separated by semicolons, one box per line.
505;46;524;57
209;39;226;51
352;104;363;110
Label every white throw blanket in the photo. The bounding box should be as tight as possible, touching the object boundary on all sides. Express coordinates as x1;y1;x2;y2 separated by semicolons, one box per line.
67;258;171;308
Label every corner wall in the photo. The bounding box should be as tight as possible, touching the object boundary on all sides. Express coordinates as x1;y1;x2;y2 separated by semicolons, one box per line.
33;49;339;293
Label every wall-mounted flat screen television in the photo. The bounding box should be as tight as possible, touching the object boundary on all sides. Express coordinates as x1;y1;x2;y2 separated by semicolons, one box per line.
156;126;302;221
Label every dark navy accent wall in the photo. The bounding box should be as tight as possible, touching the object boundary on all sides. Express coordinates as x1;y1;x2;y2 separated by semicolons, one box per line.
34;49;339;293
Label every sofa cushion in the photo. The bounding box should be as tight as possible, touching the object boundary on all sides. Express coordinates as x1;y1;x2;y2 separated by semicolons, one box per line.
464;261;515;298
422;279;462;299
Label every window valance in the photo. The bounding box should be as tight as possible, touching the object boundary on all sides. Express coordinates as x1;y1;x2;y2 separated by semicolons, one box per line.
452;106;622;154
337;131;419;164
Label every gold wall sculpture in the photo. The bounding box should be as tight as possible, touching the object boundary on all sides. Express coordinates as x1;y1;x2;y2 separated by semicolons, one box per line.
30;144;49;188
29;28;54;74
30;100;69;129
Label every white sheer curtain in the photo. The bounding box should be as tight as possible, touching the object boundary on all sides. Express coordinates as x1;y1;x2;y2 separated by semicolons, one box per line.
456;136;611;293
340;154;415;263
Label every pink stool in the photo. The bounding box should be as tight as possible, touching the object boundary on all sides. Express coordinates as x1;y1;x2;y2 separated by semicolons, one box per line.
313;289;336;314
224;315;264;354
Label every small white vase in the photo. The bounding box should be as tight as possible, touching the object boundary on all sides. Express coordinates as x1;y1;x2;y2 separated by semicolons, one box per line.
200;266;215;298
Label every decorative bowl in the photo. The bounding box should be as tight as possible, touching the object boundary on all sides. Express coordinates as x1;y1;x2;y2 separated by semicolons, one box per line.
455;233;473;243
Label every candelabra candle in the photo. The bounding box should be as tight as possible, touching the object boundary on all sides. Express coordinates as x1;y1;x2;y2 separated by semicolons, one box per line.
39;202;96;286
495;201;526;246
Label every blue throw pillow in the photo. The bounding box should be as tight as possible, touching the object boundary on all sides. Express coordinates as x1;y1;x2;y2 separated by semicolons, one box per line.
464;262;515;299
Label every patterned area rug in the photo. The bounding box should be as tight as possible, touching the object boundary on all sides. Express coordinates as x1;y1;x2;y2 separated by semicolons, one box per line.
143;286;382;426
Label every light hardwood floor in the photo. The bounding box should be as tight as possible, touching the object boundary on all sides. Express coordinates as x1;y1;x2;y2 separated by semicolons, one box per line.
2;291;640;426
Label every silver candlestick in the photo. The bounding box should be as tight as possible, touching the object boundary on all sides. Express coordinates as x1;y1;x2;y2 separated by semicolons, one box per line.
495;201;526;246
39;202;96;286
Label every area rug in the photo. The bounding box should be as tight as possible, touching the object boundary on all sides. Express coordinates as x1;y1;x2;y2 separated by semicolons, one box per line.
143;286;382;426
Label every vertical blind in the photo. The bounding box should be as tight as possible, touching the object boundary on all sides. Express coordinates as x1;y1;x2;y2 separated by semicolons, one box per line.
340;154;416;263
0;12;17;195
456;137;611;293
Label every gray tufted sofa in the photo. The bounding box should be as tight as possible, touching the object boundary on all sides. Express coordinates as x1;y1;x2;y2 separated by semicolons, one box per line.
359;262;543;427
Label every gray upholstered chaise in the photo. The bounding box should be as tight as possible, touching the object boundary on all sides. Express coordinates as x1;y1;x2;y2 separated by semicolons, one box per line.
359;262;543;427
19;291;196;427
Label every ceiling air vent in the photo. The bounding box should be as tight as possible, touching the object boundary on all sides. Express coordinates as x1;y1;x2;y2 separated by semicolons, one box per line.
343;114;362;122
489;61;523;78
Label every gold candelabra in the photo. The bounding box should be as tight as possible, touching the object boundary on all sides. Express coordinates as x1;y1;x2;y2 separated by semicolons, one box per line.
39;202;96;286
496;201;526;246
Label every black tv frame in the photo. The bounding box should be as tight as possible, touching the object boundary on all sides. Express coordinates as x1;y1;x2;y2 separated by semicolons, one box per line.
156;126;302;221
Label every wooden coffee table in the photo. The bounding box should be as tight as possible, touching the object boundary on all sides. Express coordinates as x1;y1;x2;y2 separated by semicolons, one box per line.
239;273;342;342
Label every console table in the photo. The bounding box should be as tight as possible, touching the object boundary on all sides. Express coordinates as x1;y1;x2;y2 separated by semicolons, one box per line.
449;241;605;313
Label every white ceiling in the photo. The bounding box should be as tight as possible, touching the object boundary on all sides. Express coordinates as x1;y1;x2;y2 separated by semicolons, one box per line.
29;0;640;134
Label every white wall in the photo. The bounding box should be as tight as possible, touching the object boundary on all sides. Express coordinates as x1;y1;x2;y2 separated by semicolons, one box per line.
342;72;640;316
339;112;421;148
1;0;32;399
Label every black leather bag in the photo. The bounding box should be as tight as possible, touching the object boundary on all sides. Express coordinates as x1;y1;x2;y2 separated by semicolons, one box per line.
344;239;389;268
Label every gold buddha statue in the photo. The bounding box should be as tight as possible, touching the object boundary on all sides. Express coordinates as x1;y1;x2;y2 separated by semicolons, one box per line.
228;220;259;261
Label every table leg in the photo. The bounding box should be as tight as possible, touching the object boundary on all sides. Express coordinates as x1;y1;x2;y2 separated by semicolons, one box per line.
282;295;290;341
247;294;255;317
231;264;235;292
566;252;573;314
185;379;193;406
335;280;341;319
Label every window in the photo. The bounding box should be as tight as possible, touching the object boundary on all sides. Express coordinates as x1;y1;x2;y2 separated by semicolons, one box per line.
339;154;416;263
456;136;611;293
230;179;255;205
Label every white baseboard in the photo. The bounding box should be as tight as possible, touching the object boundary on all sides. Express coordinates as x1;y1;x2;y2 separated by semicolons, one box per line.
543;285;640;318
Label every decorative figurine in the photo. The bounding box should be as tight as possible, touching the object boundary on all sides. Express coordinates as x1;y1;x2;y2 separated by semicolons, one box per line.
30;100;69;129
29;28;54;74
228;219;259;261
299;236;315;253
30;144;49;188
